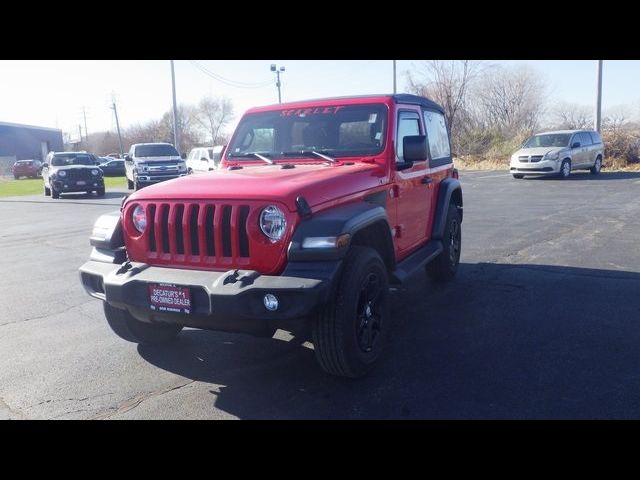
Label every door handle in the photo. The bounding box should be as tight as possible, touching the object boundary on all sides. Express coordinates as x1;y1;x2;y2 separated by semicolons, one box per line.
421;177;433;185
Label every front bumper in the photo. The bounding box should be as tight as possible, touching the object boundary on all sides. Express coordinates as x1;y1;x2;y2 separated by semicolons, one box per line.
510;159;560;175
53;178;104;192
79;259;339;336
136;173;187;184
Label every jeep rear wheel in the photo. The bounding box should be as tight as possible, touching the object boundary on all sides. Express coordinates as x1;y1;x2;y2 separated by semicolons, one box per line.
44;185;51;196
312;246;390;378
426;203;461;282
127;178;134;189
51;187;60;199
104;303;183;345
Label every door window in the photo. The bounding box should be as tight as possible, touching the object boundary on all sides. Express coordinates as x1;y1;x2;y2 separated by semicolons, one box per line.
396;111;421;163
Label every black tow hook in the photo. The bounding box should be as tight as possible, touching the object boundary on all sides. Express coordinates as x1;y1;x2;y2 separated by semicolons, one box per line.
116;261;133;275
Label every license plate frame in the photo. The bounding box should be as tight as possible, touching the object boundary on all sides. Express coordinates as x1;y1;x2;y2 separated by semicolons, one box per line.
76;180;86;186
148;283;192;314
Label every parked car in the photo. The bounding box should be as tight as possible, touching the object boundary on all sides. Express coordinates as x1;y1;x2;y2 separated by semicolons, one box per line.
124;142;187;190
185;145;225;173
80;94;463;378
12;159;43;179
510;129;604;179
106;153;121;159
42;151;105;198
98;157;126;176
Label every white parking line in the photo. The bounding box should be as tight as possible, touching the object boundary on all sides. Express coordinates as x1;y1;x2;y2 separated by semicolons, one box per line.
470;173;511;179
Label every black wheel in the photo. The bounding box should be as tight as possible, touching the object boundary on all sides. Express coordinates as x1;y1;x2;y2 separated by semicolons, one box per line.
426;203;462;282
512;174;524;179
44;185;51;196
96;187;105;197
312;246;390;378
103;303;183;345
134;178;142;190
590;156;602;175
51;187;60;199
559;159;571;179
187;168;193;175
127;178;134;190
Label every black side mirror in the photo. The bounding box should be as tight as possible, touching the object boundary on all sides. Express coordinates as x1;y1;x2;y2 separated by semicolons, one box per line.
403;135;428;163
571;142;580;149
125;155;132;162
42;163;48;168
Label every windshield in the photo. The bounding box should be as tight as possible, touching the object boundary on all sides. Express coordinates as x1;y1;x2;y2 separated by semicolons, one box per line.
51;153;95;166
227;104;387;160
134;144;179;157
523;134;571;148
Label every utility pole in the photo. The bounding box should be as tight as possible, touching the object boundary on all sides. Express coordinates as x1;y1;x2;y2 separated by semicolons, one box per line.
170;60;180;151
393;60;397;94
78;124;83;151
595;60;603;133
81;106;89;145
111;94;125;158
271;64;285;103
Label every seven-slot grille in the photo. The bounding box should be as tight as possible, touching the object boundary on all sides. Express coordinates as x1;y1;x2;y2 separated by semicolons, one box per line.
144;202;251;266
63;169;92;180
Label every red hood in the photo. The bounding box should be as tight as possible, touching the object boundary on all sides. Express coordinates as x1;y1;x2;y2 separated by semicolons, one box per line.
126;161;385;212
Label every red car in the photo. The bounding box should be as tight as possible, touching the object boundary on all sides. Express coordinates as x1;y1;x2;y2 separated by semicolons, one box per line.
80;94;463;377
12;160;42;179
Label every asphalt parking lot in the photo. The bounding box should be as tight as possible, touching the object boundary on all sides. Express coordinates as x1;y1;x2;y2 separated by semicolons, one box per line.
1;170;640;419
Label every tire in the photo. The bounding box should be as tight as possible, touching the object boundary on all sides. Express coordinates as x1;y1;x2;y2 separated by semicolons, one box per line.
512;174;524;179
127;178;134;190
96;187;105;197
103;303;183;345
559;159;571;179
426;203;462;283
51;187;60;199
312;246;390;378
44;185;51;196
590;156;602;175
187;168;193;175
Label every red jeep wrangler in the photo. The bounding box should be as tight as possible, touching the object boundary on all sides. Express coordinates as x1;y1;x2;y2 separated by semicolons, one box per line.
80;94;463;378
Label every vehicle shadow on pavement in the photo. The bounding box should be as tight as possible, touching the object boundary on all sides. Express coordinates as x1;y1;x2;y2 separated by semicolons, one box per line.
526;171;640;181
138;262;640;419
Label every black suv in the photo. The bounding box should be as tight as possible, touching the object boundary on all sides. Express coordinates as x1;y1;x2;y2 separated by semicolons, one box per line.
42;152;105;199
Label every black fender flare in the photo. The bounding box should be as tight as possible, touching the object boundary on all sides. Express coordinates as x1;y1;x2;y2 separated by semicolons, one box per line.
431;178;463;240
287;202;392;262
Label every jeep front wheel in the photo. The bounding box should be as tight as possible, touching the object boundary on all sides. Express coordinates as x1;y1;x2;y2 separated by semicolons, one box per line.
426;203;461;282
104;303;183;345
312;246;390;378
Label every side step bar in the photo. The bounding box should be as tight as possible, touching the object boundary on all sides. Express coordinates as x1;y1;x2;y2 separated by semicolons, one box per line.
390;240;443;284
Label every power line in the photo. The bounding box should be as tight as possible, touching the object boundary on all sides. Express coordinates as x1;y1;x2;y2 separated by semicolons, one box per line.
188;60;272;89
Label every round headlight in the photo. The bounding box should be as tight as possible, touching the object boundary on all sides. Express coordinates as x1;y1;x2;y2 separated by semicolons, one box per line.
91;169;99;176
58;170;67;177
259;205;287;241
132;204;147;233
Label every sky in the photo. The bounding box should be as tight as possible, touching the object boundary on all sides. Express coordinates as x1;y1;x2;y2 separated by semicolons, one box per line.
1;60;638;140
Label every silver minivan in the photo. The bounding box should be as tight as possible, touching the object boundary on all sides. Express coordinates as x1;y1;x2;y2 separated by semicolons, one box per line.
510;130;604;179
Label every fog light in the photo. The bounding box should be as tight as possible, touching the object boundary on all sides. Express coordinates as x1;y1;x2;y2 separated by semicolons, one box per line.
263;294;279;311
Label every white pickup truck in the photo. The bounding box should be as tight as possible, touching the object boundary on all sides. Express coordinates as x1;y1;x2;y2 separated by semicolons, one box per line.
125;142;188;190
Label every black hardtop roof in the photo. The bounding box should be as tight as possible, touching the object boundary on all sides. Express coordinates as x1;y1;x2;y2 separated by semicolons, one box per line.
392;94;445;114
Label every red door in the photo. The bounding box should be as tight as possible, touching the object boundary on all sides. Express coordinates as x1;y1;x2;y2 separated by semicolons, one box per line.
392;109;433;258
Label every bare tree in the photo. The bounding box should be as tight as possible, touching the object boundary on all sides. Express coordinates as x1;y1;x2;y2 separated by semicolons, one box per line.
602;105;630;132
194;96;234;145
472;65;547;137
550;102;593;129
406;60;484;136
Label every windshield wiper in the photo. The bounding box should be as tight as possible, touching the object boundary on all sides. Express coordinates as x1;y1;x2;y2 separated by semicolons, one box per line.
281;150;336;164
228;152;274;165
